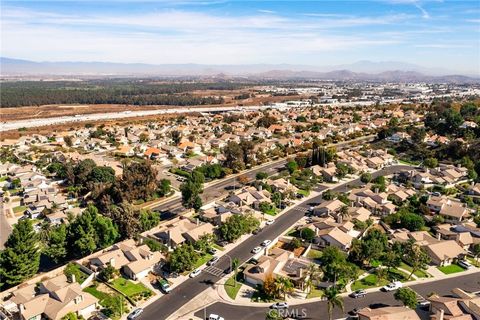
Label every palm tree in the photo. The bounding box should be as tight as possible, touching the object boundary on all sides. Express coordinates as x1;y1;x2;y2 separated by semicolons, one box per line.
232;258;240;286
472;243;480;267
274;276;294;300
325;287;344;320
303;263;322;293
338;206;350;222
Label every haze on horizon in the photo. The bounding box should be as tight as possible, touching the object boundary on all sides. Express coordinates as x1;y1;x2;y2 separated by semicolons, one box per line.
1;0;480;76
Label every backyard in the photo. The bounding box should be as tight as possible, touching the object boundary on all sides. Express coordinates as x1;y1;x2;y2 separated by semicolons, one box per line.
84;282;128;320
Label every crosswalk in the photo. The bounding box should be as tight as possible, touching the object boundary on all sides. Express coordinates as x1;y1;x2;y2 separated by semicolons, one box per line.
203;266;225;277
291;206;310;213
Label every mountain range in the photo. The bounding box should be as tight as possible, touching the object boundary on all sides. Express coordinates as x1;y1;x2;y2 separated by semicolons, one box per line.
1;57;478;83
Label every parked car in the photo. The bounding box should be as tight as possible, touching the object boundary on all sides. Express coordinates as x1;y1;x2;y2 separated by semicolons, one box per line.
207;256;219;266
458;260;473;269
157;278;171;294
251;246;262;254
127;308;143;320
189;269;201;278
208;314;225;320
349;289;366;298
270;302;289;309
248;258;259;265
207;247;217;255
261;239;272;247
382;281;403;292
266;219;275;226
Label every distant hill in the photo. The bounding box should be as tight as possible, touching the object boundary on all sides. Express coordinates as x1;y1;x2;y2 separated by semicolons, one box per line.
1;57;478;83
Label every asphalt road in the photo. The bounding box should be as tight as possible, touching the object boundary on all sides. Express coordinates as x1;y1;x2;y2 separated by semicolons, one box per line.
193;272;480;320
141;165;413;320
0;197;12;250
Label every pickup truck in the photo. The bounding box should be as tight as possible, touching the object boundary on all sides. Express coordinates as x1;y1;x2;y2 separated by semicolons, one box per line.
158;278;172;294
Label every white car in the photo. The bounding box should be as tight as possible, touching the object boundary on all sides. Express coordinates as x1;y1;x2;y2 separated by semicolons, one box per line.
458;260;473;269
127;308;143;320
266;219;275;225
270;302;289;309
251;246;262;254
189;269;201;278
382;281;403;292
208;314;225;320
261;239;272;247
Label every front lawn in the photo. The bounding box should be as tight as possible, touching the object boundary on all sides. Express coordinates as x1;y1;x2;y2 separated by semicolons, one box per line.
13;205;27;214
438;264;465;275
399;262;429;278
212;243;225;251
110;278;152;298
194;253;213;269
306;249;322;260
297;189;310;197
224;272;243;300
307;287;324;299
351;274;389;291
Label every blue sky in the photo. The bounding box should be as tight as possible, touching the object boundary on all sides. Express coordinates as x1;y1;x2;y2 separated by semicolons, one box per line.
1;0;479;74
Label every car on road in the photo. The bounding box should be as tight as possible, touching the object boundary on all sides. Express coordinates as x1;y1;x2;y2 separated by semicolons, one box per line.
189;269;201;278
127;308;143;320
382;281;403;292
349;289;366;298
208;314;225;320
252;228;262;235
266;219;275;225
157;278;171;294
458;260;473;269
251;246;262;254
248;258;259;265
207;256;219;266
261;239;272;247
270;302;289;309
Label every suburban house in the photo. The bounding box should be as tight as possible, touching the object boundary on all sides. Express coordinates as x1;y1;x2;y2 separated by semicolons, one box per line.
2;274;98;320
313;199;345;216
88;239;163;280
357;306;421;320
428;288;480;320
424;240;466;266
150;218;215;248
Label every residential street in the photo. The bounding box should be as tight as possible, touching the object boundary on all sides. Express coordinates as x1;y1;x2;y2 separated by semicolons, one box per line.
193;272;480;320
0;197;12;250
141;165;414;320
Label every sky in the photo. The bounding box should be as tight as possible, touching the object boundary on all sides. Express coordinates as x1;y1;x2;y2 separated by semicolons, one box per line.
1;0;479;74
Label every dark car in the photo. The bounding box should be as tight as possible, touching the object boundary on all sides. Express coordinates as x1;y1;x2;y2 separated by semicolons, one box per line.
252;228;262;235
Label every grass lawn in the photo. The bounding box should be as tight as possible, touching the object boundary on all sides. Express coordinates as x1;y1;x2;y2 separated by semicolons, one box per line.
212;243;225;251
307;287;324;299
84;284;112;301
84;283;127;320
12;205;27;214
438;264;465;275
351;274;389;291
111;278;151;297
64;263;89;284
307;249;322;260
399;262;429;278
264;208;278;216
0;176;7;182
225;272;243;300
297;189;310;197
194;253;213;269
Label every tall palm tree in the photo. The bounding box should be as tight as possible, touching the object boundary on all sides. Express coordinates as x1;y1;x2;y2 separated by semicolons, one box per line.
338;206;350;222
274;276;294;300
232;258;240;286
303;263;322;293
325;287;344;320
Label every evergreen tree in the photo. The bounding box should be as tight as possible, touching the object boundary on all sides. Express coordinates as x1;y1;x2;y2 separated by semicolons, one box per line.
0;220;40;289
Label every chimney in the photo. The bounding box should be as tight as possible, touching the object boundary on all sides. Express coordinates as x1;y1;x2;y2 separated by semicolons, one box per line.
70;273;76;283
437;309;444;320
258;184;263;191
375;187;379;194
19;304;25;315
436;232;441;240
297;268;304;278
196;218;200;226
109;258;115;268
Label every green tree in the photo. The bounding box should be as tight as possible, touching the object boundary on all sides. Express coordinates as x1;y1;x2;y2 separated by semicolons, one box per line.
403;240;430;280
360;172;372;184
232;258;240;286
168;244;199;272
471;243;480;266
286;160;298;174
400;212;425;231
256;172;268;180
158;179;171;196
43;224;68;263
394;287;418;309
325;287;344;320
300;228;315;241
274;276;294;300
139;209;160;231
0;220;40;289
424;158;438;168
219;213;260;242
